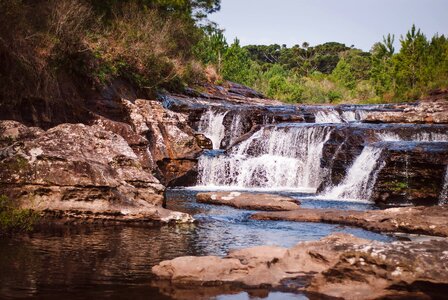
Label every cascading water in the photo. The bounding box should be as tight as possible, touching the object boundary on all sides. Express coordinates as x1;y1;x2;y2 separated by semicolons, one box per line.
197;124;333;191
228;113;244;146
440;166;448;205
341;111;357;122
322;146;385;201
377;132;448;142
314;109;342;123
198;109;228;149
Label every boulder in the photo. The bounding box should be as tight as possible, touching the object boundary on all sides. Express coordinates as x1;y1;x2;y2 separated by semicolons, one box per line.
0;120;44;148
0;121;193;224
196;192;300;211
152;233;448;299
251;205;448;237
122;99;204;186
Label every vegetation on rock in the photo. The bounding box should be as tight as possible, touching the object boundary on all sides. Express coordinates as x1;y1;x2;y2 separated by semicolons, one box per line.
0;195;39;235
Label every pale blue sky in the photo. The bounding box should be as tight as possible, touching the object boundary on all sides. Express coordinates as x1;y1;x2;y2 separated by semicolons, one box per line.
209;0;448;51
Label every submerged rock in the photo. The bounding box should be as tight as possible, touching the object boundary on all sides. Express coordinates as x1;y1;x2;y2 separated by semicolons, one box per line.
196;192;300;211
251;205;448;237
152;233;448;299
0;121;193;224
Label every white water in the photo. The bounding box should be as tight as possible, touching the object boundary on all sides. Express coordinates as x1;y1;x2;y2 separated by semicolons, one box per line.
314;109;342;123
377;132;448;142
341;111;357;122
355;110;369;121
322;146;384;201
198;109;228;149
440;166;448;205
228;113;244;146
198;125;333;190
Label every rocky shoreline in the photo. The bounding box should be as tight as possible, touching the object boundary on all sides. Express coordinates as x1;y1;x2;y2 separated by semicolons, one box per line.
252;205;448;237
1;83;448;299
152;233;448;299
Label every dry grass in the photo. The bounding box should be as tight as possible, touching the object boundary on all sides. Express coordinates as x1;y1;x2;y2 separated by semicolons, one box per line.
0;0;207;104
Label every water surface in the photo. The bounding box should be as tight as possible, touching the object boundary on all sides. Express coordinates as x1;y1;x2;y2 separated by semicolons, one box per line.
0;189;392;299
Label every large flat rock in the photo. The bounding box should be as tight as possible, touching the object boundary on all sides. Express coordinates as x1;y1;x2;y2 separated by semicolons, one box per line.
0;121;193;224
196;192;300;211
152;233;448;299
251;205;448;237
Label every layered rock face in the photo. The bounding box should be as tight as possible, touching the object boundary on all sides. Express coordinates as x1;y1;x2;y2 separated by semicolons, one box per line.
318;124;448;205
120;99;206;186
152;233;448;299
372;142;448;206
363;91;448;124
0;121;192;223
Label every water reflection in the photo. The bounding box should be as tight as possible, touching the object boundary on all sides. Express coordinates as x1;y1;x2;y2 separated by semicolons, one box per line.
0;189;393;299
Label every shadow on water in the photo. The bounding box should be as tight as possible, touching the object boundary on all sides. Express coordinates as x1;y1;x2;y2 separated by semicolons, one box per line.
0;188;393;299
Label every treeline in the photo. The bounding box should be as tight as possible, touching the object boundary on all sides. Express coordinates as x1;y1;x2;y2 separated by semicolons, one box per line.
0;0;220;102
197;25;448;103
1;1;447;105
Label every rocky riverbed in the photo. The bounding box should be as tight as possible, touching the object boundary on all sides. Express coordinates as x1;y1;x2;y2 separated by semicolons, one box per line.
153;232;448;300
1;82;448;299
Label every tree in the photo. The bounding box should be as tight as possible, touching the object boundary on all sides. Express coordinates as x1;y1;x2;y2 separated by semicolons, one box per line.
331;58;356;89
370;34;395;95
222;38;255;86
194;27;227;70
394;25;429;91
87;0;221;22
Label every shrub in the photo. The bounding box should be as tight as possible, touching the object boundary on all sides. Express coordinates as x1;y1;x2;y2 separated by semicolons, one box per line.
87;2;203;93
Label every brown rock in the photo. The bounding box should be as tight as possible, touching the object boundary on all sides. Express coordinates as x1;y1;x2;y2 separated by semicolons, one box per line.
0;121;193;224
152;233;448;299
363;96;448;124
196;192;300;211
0;120;44;148
251;205;448;237
122;99;203;185
307;238;448;299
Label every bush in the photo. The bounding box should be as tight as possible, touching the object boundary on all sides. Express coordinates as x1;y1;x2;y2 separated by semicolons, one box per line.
87;2;203;93
0;195;39;235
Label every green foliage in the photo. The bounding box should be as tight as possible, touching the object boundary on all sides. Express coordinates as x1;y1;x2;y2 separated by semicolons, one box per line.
257;65;303;102
219;25;448;104
221;39;257;86
331;58;356;89
0;1;446;106
0;0;222;102
0;195;39;235
193;28;227;68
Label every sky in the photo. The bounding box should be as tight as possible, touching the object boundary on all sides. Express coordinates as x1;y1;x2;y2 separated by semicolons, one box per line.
208;0;448;51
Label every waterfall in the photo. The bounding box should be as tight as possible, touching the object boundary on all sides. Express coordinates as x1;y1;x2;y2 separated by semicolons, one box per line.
228;114;244;146
314;109;343;123
440;166;448;205
198;109;228;149
356;110;368;121
197;125;333;191
322;146;384;201
341;111;357;122
377;132;448;142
